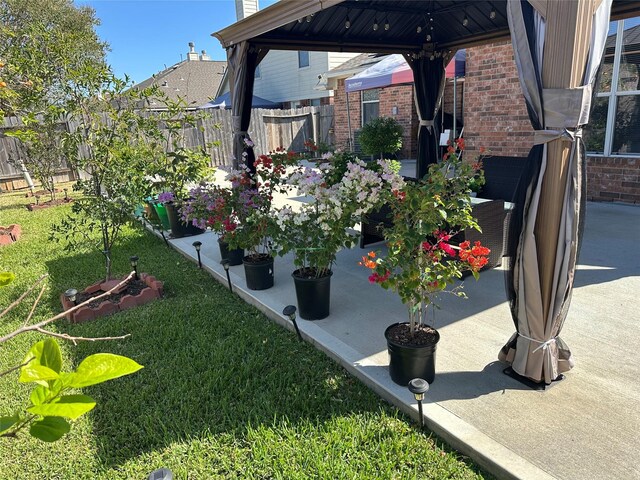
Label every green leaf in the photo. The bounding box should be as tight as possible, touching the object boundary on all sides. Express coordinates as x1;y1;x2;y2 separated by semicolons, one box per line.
28;394;96;420
19;364;59;385
66;353;143;388
0;272;15;287
30;385;50;406
22;338;63;374
0;414;20;435
29;417;70;442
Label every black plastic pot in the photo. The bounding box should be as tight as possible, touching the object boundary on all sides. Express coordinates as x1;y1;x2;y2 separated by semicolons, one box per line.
218;239;244;266
165;202;204;238
292;269;332;320
384;322;440;386
243;255;274;290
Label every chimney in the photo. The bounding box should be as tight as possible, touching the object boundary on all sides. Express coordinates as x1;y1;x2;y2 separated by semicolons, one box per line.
235;0;259;21
200;49;210;61
187;42;198;61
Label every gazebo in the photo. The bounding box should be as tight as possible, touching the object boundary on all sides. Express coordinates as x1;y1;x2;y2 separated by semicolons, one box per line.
214;0;640;386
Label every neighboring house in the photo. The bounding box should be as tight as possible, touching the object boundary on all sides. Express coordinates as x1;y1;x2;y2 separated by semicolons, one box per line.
216;0;360;108
135;42;226;110
464;16;640;204
327;53;464;159
326;15;640;205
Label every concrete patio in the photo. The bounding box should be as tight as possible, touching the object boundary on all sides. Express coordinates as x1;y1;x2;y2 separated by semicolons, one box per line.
158;195;639;480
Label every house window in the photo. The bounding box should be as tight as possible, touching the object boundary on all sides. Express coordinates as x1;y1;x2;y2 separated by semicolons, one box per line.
255;65;261;79
298;51;310;68
361;88;380;126
586;18;640;156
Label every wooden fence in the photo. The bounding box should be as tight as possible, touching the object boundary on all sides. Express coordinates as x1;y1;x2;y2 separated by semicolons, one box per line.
202;104;334;166
0;105;334;188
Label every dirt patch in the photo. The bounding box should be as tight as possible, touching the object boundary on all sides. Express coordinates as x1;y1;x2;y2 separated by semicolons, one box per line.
60;273;164;323
26;198;73;211
386;323;439;348
75;279;147;308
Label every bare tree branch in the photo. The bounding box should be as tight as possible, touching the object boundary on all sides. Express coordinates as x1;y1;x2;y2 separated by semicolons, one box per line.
23;283;46;327
35;328;131;346
0;274;48;319
0;271;135;344
0;357;34;379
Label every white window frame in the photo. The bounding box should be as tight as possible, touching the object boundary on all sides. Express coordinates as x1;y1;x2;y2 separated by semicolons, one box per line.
592;19;640;157
361;89;380;126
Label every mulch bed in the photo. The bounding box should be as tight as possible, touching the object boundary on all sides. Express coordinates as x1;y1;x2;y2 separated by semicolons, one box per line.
26;197;73;211
386;323;439;348
75;278;147;309
61;273;164;323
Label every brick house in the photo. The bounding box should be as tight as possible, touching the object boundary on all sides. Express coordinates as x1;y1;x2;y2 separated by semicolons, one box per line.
329;19;640;205
327;54;463;159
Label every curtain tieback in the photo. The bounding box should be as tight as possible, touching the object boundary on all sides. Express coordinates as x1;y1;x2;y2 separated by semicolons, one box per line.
418;120;434;133
518;333;558;353
533;127;582;145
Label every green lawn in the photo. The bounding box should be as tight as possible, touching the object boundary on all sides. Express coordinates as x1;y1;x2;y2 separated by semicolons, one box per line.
0;187;489;479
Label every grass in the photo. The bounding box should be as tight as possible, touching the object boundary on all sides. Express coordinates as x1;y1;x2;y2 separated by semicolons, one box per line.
0;186;490;479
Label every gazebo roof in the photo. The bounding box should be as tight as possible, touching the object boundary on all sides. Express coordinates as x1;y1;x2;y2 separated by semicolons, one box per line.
214;0;640;54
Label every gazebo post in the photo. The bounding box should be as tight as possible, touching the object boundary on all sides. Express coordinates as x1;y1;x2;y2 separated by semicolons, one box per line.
535;0;595;322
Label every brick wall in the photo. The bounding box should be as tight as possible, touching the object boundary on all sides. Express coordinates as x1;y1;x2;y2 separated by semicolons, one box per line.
587;156;640;204
464;40;533;157
377;84;417;158
465;40;640;204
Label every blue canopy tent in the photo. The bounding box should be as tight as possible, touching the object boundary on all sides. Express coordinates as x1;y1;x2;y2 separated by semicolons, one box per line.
199;91;281;109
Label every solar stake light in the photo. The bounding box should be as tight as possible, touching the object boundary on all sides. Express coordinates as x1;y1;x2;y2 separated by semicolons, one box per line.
130;255;139;279
64;288;78;305
408;378;430;427
147;468;173;480
221;259;232;292
35;194;40;205
283;305;302;342
63;188;68;200
192;241;202;268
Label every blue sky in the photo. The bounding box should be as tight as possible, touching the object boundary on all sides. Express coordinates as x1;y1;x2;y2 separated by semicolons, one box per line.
76;1;277;84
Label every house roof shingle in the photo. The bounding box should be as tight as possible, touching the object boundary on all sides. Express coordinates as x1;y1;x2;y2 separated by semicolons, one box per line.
136;59;227;109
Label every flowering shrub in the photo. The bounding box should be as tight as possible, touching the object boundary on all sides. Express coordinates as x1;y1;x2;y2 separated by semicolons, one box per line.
273;157;404;277
360;150;490;335
182;148;301;259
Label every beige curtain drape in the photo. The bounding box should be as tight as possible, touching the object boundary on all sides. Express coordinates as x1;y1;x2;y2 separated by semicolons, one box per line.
500;0;612;383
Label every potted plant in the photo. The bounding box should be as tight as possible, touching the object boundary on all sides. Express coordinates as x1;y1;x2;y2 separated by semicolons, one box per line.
225;148;300;290
149;97;215;238
181;184;244;265
274;156;404;319
360;148;490;386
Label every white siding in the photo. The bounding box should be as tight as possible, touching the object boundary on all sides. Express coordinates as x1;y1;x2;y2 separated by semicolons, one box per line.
253;51;357;103
327;52;361;71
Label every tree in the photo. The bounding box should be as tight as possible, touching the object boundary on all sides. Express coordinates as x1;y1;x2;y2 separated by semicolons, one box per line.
0;0;108;195
0;0;107;116
358;117;404;160
51;65;161;281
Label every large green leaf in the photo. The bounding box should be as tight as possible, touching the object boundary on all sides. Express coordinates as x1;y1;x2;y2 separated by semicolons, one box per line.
30;385;50;406
19;364;59;385
29;417;70;442
66;353;143;388
20;339;63;384
0;414;20;435
0;272;15;287
27;394;96;420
